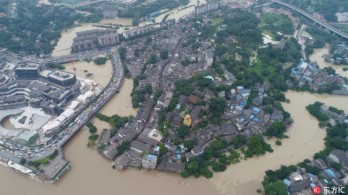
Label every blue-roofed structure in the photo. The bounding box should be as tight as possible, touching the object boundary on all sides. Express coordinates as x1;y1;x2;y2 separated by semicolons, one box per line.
239;118;245;123
176;104;181;110
252;107;261;113
325;169;336;178
153;146;160;152
253;117;260;122
283;179;291;187
235;105;243;111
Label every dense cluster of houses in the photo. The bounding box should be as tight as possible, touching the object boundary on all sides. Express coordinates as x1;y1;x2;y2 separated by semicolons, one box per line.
282;152;348;195
320;104;348;126
94;4;293;175
325;44;348;65
97;80;291;172
290;60;348;95
160;82;290;161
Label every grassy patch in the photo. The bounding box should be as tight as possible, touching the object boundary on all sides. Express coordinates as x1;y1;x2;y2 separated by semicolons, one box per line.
332;23;348;34
211;17;224;24
259;13;294;39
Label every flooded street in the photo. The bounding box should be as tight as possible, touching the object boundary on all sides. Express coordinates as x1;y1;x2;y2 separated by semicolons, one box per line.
309;44;348;78
63;59;137;116
64;60;113;88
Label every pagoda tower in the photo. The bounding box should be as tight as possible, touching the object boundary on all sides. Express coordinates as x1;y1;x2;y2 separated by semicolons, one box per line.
183;114;192;126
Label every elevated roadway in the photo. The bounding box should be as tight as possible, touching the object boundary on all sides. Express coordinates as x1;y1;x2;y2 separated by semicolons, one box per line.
271;0;348;40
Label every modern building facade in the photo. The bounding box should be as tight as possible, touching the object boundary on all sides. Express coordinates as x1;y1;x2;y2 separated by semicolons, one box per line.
72;29;119;53
15;61;43;79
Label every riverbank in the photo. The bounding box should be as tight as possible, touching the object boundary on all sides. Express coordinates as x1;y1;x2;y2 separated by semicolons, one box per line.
52;22;132;57
211;91;348;195
0;75;219;195
154;0;205;23
99;79;137;116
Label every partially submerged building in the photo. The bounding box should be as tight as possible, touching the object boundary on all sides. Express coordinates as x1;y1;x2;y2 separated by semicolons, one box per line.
72;29;119;53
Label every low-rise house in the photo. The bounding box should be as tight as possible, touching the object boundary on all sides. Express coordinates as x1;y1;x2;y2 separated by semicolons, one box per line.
99;129;111;147
323;168;341;179
190;106;202;126
332;178;344;186
313;159;328;170
130;140;152;153
187;95;200;105
142;154;158;169
328;149;347;164
113;153;131;170
103;144;119;160
109;126;138;145
172;115;183;126
289;175;311;193
128;159;142;170
185;152;195;162
165;161;185;173
191;146;204;156
193;88;205;97
220;123;238;135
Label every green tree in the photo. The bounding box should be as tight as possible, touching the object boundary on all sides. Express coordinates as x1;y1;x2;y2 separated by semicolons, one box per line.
93;57;108;65
177;125;190;138
209;98;227;124
146;53;157;64
245;135;272;157
117;141;130;155
160;50;169;60
19;158;26;165
264;180;288;195
86;123;97;134
231;134;247;148
159;143;168;154
266;122;286;138
88;134;99;141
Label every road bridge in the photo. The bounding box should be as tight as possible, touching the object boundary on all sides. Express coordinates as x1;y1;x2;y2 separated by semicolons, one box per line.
271;0;348;40
71;0;106;8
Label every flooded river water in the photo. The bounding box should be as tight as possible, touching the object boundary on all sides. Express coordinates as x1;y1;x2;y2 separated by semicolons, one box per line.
309;44;348;78
1;89;346;195
212;91;348;195
1;2;348;195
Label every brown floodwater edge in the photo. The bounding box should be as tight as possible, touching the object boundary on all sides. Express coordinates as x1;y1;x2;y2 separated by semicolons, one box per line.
211;91;348;195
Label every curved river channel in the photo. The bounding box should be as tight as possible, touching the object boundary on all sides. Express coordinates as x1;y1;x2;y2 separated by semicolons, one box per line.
0;2;348;195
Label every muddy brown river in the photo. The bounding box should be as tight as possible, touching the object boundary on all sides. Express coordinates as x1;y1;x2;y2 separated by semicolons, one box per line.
0;1;347;194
